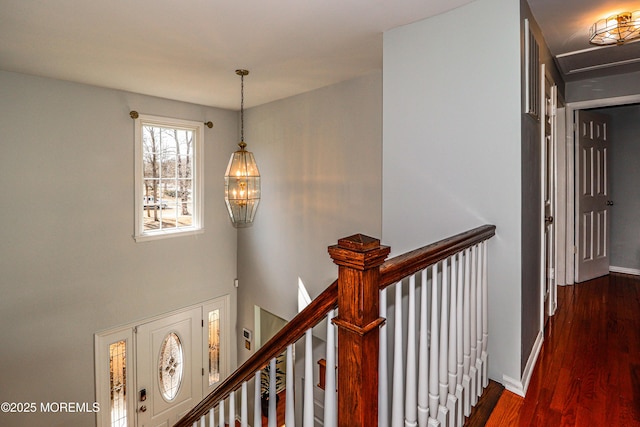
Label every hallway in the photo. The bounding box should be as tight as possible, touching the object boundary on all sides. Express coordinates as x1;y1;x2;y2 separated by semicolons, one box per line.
486;273;640;426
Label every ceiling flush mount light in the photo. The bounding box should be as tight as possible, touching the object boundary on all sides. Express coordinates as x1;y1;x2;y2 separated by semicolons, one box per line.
224;69;261;228
589;11;640;45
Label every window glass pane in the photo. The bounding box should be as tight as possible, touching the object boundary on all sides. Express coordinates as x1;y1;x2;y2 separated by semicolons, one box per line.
109;340;127;427
138;120;198;238
158;126;172;154
177;181;193;207
178;202;193;227
162;207;178;229
161;154;175;179
158;332;183;401
178;155;192;178
208;310;220;385
144;157;159;178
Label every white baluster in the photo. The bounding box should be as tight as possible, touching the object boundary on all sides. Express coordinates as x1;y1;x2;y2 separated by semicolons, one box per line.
286;344;295;427
438;258;454;426
417;268;429;427
405;274;418;427
304;329;314;427
380;287;389;427
219;399;225;427
324;310;337;427
462;248;472;417
391;281;404;427
470;246;477;368
241;381;248;427
268;358;276;427
463;248;471;376
209;407;214;427
230;390;236;427
448;254;458;397
469;246;478;407
198;415;204;427
254;370;262;427
437;260;450;426
446;254;459;427
455;252;465;427
439;258;449;406
482;240;489;388
428;263;439;421
475;243;484;397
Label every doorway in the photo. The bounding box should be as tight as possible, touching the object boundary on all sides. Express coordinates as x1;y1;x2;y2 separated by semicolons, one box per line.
563;94;640;285
254;306;288;427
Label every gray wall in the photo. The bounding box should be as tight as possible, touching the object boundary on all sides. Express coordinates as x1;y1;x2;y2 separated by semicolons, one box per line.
236;72;383;364
0;71;238;427
567;70;640;103
382;0;523;383
594;104;640;271
519;0;565;374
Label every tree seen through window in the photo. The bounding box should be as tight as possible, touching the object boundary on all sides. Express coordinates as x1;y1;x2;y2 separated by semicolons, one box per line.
142;125;194;232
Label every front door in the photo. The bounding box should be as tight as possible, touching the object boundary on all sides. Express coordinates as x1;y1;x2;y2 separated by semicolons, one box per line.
136;307;202;427
575;110;611;282
95;296;229;427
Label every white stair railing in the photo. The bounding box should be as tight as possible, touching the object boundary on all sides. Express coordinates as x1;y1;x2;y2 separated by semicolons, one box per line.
176;225;495;427
379;239;490;427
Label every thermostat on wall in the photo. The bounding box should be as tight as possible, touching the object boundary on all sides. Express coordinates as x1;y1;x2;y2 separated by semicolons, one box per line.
243;328;252;350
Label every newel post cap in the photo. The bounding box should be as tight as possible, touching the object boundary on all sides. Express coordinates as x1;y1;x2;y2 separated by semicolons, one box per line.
328;233;390;270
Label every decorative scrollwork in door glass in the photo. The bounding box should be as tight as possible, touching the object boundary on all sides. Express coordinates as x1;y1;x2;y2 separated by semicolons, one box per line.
109;340;127;427
158;332;184;401
208;309;220;386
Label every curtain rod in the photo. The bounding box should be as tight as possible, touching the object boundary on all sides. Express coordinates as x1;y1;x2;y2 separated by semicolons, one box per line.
129;110;213;128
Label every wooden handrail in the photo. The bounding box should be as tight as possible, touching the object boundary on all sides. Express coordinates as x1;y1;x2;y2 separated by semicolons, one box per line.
174;224;495;427
379;225;496;289
174;280;339;426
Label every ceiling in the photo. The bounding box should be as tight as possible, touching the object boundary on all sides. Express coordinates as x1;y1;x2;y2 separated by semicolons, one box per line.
527;0;640;82
1;1;639;110
0;0;474;110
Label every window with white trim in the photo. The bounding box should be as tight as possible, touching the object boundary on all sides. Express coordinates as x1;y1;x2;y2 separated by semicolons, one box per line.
134;115;203;241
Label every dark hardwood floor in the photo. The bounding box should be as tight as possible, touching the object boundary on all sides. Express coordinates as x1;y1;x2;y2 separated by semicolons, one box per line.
486;273;640;426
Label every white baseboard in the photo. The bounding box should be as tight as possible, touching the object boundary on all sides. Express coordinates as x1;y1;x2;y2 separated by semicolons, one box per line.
501;374;525;397
502;330;543;398
610;266;640;276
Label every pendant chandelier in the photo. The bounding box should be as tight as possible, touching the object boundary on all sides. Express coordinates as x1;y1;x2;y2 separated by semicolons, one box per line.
224;69;261;227
589;11;640;45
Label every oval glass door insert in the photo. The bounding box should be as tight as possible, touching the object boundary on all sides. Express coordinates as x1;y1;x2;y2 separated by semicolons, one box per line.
158;332;184;401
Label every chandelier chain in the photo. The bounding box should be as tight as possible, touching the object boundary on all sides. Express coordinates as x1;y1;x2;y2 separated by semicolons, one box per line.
240;72;244;142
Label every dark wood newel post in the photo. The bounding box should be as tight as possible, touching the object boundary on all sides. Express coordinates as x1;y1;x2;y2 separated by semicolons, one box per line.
328;234;390;427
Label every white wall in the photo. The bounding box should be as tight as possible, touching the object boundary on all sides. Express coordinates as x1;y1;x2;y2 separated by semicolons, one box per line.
236;71;383;364
0;71;238;427
382;0;523;383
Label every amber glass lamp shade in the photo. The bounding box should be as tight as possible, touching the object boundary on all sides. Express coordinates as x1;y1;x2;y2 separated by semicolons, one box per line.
590;11;640;45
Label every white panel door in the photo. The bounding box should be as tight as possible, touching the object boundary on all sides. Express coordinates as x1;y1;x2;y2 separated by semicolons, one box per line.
542;71;557;319
575;110;611;282
136;307;202;427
